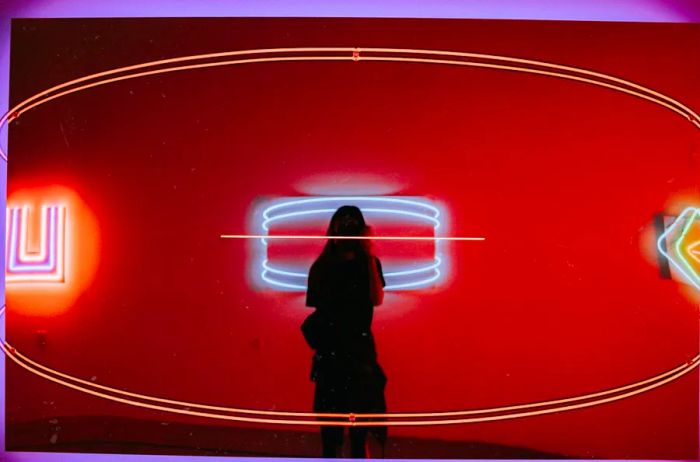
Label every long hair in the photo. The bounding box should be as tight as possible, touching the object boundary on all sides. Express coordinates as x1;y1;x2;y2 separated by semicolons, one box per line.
316;205;367;263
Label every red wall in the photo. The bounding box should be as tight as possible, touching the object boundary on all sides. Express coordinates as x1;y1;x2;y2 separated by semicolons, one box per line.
7;18;699;458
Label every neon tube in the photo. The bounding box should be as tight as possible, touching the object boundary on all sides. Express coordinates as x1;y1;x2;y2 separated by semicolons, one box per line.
657;207;700;290
685;241;700;263
258;196;446;291
262;256;442;278
0;306;697;426
2;47;699;164
18;206;49;262
262;208;441;230
9;207;56;271
222;234;484;241
5;205;66;283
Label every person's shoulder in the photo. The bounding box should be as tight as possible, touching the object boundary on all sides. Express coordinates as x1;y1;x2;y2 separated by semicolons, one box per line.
309;255;330;275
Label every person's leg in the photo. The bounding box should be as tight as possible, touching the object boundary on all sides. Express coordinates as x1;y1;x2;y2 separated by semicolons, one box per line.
315;375;345;457
321;426;344;457
349;427;369;458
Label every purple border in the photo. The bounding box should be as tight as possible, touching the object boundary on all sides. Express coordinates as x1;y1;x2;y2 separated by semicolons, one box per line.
1;1;699;461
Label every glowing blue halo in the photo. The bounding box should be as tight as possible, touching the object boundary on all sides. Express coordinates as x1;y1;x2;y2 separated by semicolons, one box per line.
259;196;445;292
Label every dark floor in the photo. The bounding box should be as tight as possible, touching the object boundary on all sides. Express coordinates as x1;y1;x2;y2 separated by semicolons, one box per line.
8;415;566;458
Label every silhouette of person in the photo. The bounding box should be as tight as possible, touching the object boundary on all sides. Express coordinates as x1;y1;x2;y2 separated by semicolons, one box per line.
302;205;387;458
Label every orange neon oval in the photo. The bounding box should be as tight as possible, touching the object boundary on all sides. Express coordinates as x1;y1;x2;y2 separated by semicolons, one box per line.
1;47;698;426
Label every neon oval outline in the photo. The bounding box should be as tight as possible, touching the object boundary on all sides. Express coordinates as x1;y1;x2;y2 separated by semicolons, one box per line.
1;48;698;426
2;47;699;162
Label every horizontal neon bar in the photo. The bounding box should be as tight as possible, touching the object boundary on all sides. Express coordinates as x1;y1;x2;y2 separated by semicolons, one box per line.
223;234;484;241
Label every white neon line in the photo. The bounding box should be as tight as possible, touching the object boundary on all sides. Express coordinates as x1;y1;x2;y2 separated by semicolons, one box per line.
54;206;65;282
18;206;48;262
262;196;440;220
262;260;307;278
262;207;441;231
387;269;441;290
261;271;305;290
261;208;336;231
10;207;54;271
4;208;9;268
262;256;443;278
223;234;484;241
7;208;19;270
7;205;66;283
12;206;55;270
261;268;442;291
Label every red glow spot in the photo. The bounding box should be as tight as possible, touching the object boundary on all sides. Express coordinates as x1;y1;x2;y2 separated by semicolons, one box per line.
6;185;101;316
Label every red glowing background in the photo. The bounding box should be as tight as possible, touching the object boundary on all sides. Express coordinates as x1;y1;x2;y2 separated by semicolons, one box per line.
5;18;699;458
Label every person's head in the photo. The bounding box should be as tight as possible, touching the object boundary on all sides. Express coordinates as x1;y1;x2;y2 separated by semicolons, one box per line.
327;205;366;237
319;205;367;258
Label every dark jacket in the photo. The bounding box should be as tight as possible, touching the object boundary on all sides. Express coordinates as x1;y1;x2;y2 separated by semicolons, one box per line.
302;253;388;443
